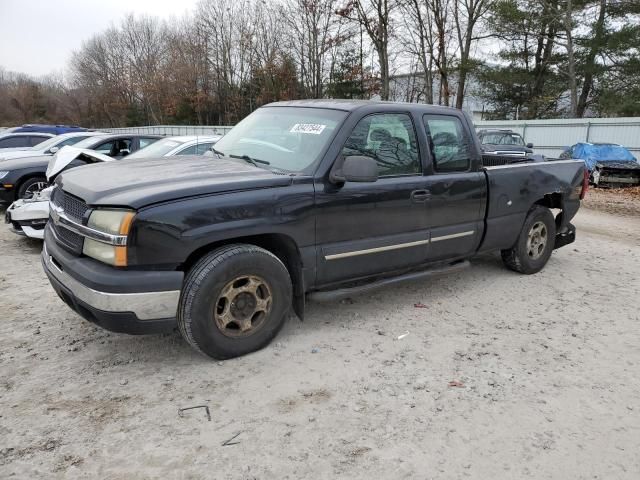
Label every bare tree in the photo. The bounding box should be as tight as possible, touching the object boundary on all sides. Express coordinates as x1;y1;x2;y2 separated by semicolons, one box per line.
283;0;342;98
453;0;491;109
337;0;396;100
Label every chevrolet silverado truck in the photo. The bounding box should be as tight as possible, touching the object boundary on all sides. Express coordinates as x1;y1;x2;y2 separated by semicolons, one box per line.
42;100;588;359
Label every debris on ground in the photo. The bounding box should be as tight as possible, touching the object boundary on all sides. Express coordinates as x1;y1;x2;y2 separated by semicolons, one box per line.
178;405;211;422
448;380;465;388
222;432;242;446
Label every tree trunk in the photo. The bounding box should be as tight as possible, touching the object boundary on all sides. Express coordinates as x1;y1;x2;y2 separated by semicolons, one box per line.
577;0;606;117
564;0;578;117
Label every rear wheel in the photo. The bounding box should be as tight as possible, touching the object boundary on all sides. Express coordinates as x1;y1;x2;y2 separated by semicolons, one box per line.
18;176;48;200
501;206;556;274
178;244;292;359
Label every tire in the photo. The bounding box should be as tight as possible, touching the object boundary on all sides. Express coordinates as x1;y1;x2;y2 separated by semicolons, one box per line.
178;244;292;359
17;176;48;200
501;205;556;275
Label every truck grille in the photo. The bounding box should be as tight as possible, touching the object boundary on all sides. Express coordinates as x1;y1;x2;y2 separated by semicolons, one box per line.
482;155;529;167
51;188;89;221
50;187;89;254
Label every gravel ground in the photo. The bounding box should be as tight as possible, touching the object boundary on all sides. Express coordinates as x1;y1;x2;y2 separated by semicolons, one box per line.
1;203;639;479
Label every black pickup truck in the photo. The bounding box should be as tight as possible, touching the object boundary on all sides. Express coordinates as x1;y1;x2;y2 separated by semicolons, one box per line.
42;100;588;359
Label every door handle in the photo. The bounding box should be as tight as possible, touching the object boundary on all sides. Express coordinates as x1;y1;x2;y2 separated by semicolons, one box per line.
411;189;431;202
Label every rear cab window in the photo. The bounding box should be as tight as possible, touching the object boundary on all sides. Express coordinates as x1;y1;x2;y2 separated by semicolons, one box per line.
423;115;472;173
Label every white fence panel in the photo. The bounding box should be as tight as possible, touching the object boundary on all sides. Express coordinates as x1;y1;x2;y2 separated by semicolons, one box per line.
100;125;233;136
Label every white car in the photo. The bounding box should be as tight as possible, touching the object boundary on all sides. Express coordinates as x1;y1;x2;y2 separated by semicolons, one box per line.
4;136;222;239
125;135;222;159
0;131;104;161
5;147;113;240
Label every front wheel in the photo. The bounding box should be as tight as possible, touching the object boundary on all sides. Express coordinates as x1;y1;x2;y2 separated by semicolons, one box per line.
178;244;292;359
501;206;556;274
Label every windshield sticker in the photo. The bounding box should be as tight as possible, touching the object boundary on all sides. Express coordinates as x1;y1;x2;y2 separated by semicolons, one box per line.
290;123;326;135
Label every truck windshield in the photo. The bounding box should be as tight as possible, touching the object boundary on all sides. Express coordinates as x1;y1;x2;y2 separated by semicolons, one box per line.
481;133;525;146
213;107;347;172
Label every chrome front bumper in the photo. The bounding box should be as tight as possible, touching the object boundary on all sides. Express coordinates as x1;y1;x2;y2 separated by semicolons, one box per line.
42;243;181;321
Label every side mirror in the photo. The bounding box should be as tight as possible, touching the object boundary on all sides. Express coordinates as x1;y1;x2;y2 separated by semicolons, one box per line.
330;155;378;183
120;150;129;157
49;146;59;154
526;143;534;149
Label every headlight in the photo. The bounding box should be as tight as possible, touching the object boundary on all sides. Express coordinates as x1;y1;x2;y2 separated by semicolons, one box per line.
82;209;135;266
0;171;9;180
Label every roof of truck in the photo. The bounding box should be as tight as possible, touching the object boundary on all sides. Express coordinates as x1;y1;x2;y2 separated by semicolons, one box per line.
264;99;459;113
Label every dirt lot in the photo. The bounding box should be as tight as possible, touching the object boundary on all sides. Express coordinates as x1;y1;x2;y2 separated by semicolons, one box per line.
1;199;639;479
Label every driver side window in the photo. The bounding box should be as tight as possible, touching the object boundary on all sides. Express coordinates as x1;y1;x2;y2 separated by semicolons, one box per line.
341;113;421;177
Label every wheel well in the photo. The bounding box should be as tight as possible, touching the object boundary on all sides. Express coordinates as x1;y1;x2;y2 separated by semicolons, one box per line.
534;193;565;230
181;234;305;318
14;173;47;200
534;192;562;210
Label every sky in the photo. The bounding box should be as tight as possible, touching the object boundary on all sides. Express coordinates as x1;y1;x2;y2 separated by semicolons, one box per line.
0;0;199;77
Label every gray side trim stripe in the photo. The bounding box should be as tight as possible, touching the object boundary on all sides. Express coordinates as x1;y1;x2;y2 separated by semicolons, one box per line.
325;239;430;260
325;230;475;260
430;230;475;242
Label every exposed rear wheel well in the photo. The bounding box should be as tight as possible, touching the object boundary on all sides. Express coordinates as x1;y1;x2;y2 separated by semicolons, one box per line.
534;193;565;230
534;192;562;210
181;234;305;319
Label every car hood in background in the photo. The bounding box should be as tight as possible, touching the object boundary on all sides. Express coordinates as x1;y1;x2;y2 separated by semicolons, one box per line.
57;156;293;209
0;146;36;153
0;155;51;171
595;161;640;170
0;149;48;161
46;146;113;181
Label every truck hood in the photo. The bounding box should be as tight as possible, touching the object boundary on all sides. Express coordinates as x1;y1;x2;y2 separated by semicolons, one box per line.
57;156;293;209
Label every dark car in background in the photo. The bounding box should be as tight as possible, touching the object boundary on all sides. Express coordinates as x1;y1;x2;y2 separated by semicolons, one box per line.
559;143;640;187
477;129;534;166
0;132;55;149
0;133;162;202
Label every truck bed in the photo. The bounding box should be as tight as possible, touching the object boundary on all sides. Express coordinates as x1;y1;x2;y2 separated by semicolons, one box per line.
479;159;585;253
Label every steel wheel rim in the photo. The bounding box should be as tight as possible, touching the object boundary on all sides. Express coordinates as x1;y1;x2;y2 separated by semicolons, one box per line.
526;221;548;260
23;182;48;199
213;275;272;338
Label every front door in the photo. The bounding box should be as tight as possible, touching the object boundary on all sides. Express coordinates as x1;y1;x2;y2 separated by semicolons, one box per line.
314;112;431;286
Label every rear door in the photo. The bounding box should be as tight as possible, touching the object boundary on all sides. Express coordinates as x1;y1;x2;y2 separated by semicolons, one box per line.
421;114;486;261
314;112;431;286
